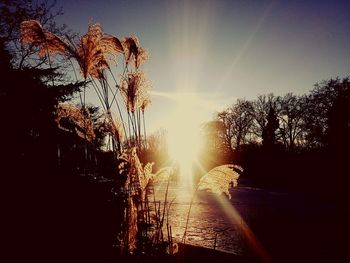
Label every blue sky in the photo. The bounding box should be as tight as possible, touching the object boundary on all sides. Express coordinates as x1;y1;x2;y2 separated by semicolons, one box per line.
56;0;350;132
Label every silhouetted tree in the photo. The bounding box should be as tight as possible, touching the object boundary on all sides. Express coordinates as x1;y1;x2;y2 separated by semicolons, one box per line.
0;35;87;263
0;0;72;69
1;66;83;169
262;106;279;149
279;93;306;151
208;77;350;192
140;128;169;171
196;120;232;177
217;99;255;151
216;110;232;152
327;79;350;152
251;93;281;142
303;78;350;148
201;121;228;154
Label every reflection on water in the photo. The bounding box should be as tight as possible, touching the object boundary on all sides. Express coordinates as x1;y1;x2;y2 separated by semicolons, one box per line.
150;179;348;262
150;180;245;255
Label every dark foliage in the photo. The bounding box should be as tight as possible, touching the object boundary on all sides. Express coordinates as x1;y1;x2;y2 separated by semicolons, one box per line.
1;36;119;263
199;77;350;199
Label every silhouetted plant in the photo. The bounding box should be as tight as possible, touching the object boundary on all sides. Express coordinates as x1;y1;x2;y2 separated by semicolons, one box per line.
18;18;169;258
182;164;242;244
140;96;151;147
116;148;175;255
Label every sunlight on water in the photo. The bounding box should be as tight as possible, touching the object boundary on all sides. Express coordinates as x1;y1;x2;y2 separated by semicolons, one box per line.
151;181;246;254
150;164;249;254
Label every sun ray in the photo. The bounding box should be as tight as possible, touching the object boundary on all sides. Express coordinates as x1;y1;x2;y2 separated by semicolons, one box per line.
215;1;275;94
216;195;271;262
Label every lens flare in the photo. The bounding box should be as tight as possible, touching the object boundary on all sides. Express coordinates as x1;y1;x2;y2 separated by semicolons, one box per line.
166;93;203;185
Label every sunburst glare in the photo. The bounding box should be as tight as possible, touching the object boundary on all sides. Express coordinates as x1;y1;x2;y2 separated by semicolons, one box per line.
166;92;207;185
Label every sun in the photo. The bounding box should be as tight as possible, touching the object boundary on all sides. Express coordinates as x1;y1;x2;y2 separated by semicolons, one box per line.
166;93;206;184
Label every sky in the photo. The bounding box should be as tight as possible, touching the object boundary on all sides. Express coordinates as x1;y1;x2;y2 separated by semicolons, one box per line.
56;0;350;132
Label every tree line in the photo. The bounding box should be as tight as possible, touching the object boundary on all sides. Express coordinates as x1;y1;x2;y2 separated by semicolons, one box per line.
199;78;350;193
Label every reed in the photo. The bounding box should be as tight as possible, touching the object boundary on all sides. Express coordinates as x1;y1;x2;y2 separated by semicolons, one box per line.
182;164;243;243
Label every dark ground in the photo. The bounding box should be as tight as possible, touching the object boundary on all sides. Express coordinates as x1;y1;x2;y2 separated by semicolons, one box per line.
6;169;350;263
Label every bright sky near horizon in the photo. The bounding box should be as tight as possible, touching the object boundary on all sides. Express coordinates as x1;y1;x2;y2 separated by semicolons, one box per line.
56;0;350;133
